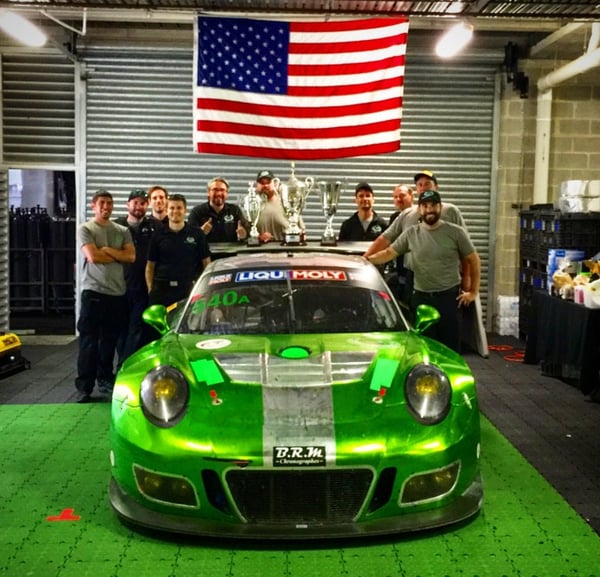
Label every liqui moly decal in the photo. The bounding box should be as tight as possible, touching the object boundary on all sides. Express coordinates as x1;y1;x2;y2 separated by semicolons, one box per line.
235;269;347;282
235;270;287;282
289;270;346;281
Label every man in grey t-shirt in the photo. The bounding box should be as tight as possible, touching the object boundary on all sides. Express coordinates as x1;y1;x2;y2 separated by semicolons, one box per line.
367;190;480;353
365;170;469;306
75;189;135;403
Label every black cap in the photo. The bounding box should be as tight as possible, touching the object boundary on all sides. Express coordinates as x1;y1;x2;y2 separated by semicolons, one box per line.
418;190;442;204
256;170;275;181
128;189;147;202
414;170;438;185
355;182;373;195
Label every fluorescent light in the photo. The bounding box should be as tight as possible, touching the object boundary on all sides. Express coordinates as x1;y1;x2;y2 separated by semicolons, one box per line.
0;9;47;48
435;21;474;58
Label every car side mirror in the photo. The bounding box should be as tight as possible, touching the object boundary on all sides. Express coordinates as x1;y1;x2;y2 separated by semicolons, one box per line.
142;304;171;336
413;304;440;334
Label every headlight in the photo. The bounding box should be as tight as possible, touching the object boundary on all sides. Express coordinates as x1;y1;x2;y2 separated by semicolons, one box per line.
404;364;451;425
140;366;189;428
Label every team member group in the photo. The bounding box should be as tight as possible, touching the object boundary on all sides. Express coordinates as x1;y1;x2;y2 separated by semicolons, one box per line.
75;169;478;401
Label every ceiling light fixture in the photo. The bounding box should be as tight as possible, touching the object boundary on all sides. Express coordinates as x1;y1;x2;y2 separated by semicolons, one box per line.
0;9;47;48
435;21;474;58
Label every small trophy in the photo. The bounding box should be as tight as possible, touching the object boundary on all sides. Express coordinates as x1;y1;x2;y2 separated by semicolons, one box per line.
243;181;263;246
274;161;314;246
318;180;345;246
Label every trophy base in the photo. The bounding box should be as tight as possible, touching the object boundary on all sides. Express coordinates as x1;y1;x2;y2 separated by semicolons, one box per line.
320;237;337;247
246;237;261;247
282;233;306;246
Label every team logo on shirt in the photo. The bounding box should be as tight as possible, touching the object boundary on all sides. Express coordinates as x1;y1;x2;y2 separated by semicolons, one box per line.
185;236;198;245
371;225;384;234
223;214;235;223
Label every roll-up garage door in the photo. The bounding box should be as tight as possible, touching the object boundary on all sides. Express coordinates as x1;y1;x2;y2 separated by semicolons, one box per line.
0;52;75;330
2;53;75;166
82;47;498;319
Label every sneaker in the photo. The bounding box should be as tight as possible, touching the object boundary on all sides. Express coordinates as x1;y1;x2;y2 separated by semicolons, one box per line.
97;380;114;400
76;391;92;404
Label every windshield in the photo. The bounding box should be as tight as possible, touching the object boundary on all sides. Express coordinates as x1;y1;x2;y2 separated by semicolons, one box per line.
178;267;406;335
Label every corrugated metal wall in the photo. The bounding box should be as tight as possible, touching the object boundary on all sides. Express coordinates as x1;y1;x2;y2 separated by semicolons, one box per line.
1;52;75;330
2;53;75;167
0;170;7;329
0;43;498;331
81;47;496;316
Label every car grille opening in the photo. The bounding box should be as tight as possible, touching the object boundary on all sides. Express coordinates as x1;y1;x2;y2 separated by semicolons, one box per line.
202;469;232;515
226;469;373;525
367;467;396;514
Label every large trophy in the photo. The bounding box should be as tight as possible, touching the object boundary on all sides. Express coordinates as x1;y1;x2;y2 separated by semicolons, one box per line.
318;180;345;246
273;161;314;246
243;181;264;246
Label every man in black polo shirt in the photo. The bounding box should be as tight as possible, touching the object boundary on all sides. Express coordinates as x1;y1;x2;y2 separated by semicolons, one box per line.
115;189;160;365
146;194;211;307
188;177;249;247
338;182;387;242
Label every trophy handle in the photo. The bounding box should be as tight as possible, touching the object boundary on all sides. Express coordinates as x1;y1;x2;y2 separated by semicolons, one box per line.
304;177;314;194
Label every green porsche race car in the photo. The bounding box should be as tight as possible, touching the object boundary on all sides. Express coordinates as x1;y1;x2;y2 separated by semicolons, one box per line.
109;251;482;538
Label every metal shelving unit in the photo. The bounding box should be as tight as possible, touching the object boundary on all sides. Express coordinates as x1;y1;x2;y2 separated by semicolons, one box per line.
9;248;45;312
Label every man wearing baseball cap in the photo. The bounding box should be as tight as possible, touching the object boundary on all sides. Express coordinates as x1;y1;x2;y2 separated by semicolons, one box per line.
366;189;480;353
114;189;161;367
364;169;470;303
413;169;438;187
338;182;387;241
254;169;304;242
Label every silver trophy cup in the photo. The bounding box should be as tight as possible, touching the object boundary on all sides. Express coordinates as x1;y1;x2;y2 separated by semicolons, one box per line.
318;180;344;246
273;162;314;245
243;181;264;246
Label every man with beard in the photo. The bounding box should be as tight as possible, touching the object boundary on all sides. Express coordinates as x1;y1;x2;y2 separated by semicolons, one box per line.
364;170;469;294
366;190;480;353
114;189;160;367
188;177;249;250
254;169;302;243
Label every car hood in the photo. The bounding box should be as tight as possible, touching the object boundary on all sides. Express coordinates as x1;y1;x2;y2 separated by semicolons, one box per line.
115;331;475;465
121;330;471;407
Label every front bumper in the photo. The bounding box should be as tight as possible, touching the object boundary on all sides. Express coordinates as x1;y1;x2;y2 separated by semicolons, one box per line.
109;473;483;539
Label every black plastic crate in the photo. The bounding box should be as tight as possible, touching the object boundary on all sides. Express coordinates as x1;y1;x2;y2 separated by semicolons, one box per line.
519;267;547;290
535;211;600;252
519;240;538;262
518;283;535;338
519;210;536;232
520;255;546;273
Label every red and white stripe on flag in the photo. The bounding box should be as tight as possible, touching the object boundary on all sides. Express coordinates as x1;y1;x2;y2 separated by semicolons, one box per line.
193;16;409;160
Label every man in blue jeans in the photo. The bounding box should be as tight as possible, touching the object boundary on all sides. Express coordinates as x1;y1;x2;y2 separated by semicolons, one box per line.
75;189;135;403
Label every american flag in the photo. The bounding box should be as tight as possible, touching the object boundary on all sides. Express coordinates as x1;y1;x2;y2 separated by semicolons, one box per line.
193;16;409;160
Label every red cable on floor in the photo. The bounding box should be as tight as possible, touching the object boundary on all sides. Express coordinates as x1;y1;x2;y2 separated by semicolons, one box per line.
488;344;525;362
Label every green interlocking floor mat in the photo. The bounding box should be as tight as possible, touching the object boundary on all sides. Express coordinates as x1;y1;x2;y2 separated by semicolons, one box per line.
1;404;599;577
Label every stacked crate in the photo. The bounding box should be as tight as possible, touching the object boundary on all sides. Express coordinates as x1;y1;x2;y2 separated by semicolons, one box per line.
9;207;76;313
518;207;600;338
